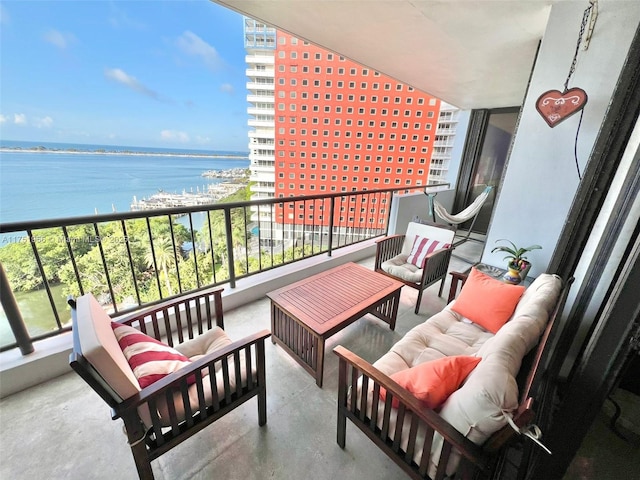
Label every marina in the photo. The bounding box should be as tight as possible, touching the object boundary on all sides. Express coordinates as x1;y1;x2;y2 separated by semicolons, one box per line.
130;166;250;211
130;181;246;211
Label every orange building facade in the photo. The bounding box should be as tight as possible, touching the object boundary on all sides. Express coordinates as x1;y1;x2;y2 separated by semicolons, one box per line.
272;33;441;228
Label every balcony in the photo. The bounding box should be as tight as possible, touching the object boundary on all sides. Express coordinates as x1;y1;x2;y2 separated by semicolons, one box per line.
0;236;489;479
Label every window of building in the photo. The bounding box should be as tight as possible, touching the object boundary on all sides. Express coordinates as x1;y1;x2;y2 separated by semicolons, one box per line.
315;53;321;60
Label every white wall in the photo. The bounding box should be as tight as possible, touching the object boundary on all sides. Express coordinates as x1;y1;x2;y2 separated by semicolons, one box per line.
482;1;640;277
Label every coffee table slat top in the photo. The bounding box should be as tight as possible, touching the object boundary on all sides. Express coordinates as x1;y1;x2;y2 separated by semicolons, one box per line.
266;262;403;335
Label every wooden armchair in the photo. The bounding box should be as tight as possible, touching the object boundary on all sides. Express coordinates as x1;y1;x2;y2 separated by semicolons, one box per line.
69;286;270;480
375;222;455;313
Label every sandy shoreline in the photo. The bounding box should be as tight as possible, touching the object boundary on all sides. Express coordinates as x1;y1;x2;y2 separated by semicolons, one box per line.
0;147;248;160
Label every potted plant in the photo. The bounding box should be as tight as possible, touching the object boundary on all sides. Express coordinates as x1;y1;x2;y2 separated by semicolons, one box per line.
491;239;542;284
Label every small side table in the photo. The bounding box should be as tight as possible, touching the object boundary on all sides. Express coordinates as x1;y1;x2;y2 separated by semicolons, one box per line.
447;263;534;303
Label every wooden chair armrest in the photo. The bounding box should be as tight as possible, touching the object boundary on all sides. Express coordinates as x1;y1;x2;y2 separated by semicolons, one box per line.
421;247;452;281
374;233;405;244
115;329;271;414
374;234;406;269
333;345;489;472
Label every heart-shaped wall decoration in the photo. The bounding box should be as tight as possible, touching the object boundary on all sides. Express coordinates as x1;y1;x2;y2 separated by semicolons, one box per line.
535;87;588;127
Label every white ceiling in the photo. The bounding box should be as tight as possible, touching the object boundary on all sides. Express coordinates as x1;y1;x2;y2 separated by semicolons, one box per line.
213;0;557;109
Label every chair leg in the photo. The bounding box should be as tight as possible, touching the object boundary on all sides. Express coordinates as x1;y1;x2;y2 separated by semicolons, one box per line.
438;277;445;297
122;415;154;480
415;289;423;314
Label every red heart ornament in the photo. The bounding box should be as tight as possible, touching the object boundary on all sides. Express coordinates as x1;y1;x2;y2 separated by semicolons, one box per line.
535;87;588;127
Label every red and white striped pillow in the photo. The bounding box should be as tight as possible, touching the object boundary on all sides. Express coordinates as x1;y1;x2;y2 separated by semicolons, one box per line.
406;236;450;268
111;322;193;388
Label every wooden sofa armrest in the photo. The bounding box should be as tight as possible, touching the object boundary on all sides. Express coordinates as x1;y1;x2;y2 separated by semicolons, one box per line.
114;286;225;348
334;345;489;480
374;234;406;270
447;271;469;303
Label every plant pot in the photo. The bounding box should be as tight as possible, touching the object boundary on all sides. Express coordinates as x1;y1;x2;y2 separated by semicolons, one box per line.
519;262;531;281
502;267;522;284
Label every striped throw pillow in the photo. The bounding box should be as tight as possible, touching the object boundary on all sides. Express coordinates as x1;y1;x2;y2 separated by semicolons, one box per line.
406;236;450;268
111;322;193;388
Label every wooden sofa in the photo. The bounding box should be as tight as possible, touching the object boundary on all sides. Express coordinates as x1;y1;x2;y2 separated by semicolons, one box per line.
69;286;270;480
375;222;455;314
334;269;572;480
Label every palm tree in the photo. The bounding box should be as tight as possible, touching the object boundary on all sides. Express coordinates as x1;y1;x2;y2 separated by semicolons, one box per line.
146;236;175;296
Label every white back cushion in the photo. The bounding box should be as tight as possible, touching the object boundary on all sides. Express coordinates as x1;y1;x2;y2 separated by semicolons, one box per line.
76;294;140;400
402;222;455;255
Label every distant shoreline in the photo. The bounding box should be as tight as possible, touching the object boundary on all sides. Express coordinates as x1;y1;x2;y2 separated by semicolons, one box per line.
0;146;249;160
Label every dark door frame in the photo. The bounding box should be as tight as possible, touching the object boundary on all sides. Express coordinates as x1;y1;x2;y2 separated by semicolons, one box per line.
453;106;520;233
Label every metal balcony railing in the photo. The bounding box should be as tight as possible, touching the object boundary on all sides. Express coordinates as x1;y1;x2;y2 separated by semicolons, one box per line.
0;185;439;354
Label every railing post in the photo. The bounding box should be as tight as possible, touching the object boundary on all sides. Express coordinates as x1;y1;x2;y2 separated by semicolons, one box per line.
327;197;335;257
0;262;34;355
224;207;236;288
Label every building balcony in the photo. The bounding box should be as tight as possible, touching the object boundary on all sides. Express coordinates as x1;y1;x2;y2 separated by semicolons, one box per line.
247;94;275;103
247;106;275;116
248;119;275;128
245;54;275;65
0;241;486;479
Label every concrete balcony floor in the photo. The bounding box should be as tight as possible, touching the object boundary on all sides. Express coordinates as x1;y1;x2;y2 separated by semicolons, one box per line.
1;239;636;479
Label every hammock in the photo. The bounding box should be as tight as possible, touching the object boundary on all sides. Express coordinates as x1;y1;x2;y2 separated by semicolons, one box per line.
431;186;493;225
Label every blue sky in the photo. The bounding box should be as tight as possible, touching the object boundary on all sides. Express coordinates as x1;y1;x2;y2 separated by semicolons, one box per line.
0;1;250;151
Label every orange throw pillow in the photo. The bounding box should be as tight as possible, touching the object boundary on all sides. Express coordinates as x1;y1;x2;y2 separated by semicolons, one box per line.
451;267;526;333
379;355;481;409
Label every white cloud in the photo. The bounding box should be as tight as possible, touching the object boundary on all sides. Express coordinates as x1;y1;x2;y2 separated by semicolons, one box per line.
176;31;221;70
34;116;54;128
160;130;190;143
0;114;7;123
14;113;27;125
220;83;234;94
104;68;160;100
43;29;75;50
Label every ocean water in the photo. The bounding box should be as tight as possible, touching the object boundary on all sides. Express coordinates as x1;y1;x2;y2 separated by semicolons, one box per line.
0;141;250;346
0;140;250;224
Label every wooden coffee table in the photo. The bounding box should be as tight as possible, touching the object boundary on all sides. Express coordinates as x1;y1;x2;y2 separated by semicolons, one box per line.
267;262;404;387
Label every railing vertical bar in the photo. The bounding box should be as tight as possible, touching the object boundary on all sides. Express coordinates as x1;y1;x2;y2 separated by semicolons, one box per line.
93;223;117;314
168;215;182;294
120;220;141;306
188;213;200;288
256;204;263;270
25;229;63;328
327;197;335;256
146;218;163;299
223;206;236;288
206;211;217;285
270;203;275;263
291;200;297;260
62;225;85;296
243;206;250;272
